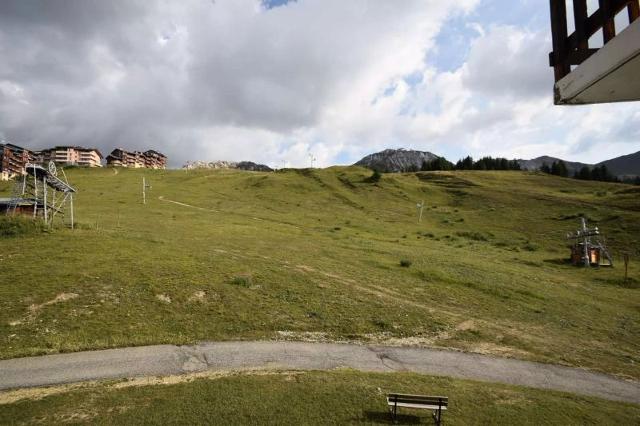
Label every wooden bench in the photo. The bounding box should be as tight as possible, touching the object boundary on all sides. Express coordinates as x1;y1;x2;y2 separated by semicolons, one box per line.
386;393;448;425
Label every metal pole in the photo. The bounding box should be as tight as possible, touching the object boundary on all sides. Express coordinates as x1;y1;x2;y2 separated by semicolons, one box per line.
32;165;37;218
581;217;590;266
43;176;48;224
419;200;424;223
142;177;146;205
70;194;74;229
624;253;630;282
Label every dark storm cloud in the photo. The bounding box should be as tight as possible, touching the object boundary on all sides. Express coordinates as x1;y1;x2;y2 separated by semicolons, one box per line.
0;0;461;167
0;0;346;164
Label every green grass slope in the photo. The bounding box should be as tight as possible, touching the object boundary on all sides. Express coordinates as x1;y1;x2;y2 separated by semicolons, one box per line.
1;370;638;425
0;167;638;378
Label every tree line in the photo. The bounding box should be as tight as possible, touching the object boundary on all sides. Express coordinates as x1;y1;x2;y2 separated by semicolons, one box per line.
540;160;620;182
412;156;638;185
420;156;521;171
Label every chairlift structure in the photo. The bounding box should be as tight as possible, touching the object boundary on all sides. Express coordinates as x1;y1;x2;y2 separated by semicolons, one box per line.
566;217;613;266
5;162;76;228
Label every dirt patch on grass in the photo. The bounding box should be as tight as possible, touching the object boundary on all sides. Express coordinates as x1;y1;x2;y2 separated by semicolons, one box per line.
470;342;531;358
10;293;80;325
276;331;329;342
188;291;206;302
456;320;476;331
322;271;356;283
156;294;172;303
364;333;439;346
111;369;306;391
0;382;93;405
0;370;305;405
29;293;79;315
54;410;98;423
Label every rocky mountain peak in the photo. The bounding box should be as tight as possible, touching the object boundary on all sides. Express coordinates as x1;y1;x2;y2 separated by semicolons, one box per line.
354;148;439;172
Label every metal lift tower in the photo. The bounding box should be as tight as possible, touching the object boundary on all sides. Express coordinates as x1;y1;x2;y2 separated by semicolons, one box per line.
6;162;76;228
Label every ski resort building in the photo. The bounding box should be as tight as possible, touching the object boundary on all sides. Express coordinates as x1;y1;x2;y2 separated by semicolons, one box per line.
35;146;103;167
0;143;33;178
142;150;167;169
106;148;167;169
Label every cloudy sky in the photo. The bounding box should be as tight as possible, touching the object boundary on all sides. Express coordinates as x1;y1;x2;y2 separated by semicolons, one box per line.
1;0;639;168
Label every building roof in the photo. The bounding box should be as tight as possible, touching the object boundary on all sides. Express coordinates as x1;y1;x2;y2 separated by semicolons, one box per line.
0;197;44;207
0;143;30;153
45;146;104;158
144;150;167;158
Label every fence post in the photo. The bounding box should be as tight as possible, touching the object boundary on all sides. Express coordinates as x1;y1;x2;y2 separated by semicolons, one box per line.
623;253;630;282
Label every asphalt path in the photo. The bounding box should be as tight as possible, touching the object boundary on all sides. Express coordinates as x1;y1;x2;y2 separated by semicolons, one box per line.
0;341;638;404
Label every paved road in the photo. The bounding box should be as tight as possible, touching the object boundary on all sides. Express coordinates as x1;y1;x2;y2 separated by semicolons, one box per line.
0;341;638;404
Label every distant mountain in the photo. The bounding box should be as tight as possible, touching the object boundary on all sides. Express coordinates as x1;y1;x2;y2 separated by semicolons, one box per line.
182;160;273;172
354;148;439;172
518;151;640;178
517;156;591;176
355;149;640;178
599;150;640;177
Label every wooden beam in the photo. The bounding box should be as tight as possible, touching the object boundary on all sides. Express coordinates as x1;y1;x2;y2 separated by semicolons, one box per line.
566;0;629;49
550;0;637;81
549;48;599;66
599;0;617;43
573;0;590;50
550;0;570;80
628;0;640;21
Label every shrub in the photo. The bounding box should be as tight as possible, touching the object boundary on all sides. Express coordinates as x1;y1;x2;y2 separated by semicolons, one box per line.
230;274;252;287
399;259;412;267
366;169;382;183
372;318;390;329
0;216;46;237
456;231;488;241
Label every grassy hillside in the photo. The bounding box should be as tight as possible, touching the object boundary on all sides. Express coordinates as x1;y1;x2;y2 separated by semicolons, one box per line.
1;370;638;425
0;167;639;378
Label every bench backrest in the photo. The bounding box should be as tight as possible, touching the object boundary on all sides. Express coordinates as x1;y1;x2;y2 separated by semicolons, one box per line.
387;394;448;407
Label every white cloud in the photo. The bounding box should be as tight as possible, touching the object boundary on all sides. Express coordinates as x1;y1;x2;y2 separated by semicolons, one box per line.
0;0;637;168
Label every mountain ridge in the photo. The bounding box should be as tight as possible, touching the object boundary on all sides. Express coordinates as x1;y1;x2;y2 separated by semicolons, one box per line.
353;148;439;172
354;148;639;177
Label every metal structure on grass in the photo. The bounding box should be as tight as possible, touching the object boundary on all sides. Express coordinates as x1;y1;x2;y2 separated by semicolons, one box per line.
567;217;613;267
416;200;424;223
142;177;152;204
5;162;76;228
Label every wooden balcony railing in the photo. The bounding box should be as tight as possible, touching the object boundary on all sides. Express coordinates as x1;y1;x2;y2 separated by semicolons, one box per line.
549;0;640;81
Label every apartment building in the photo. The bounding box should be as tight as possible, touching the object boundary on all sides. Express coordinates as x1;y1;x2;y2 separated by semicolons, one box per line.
106;148;167;169
36;146;103;167
105;148;145;168
0;143;33;178
142;150;167;169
